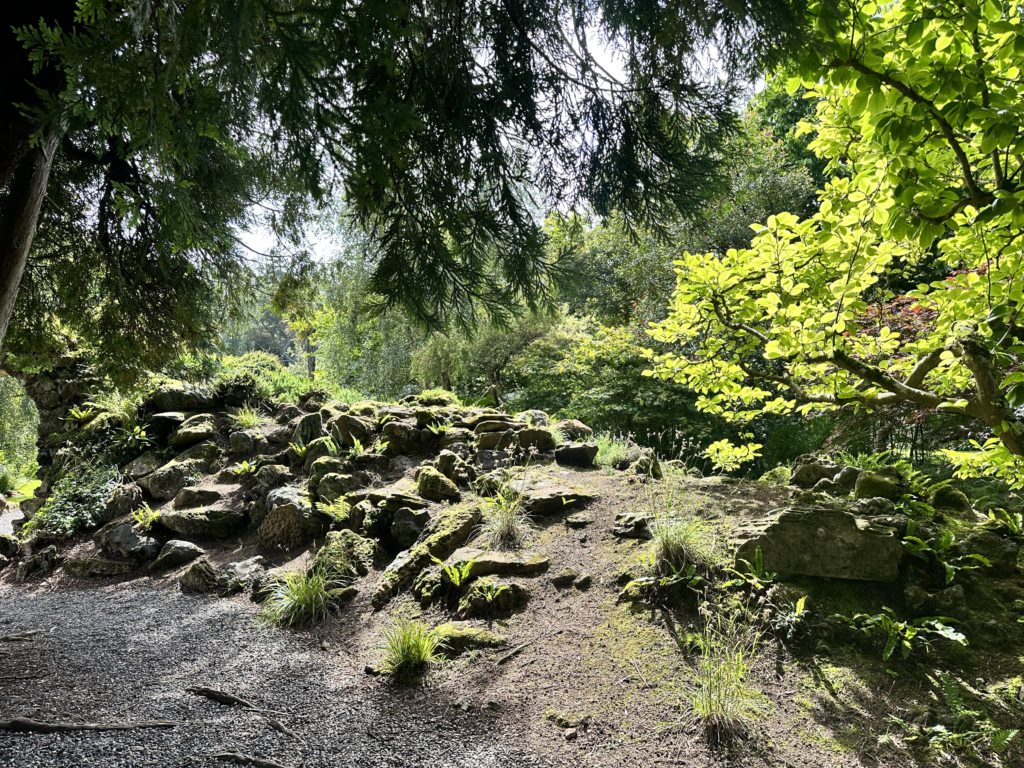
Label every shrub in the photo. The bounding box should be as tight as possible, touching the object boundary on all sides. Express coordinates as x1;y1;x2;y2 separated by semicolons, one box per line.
379;618;440;682
83;389;143;432
214;352;309;402
20;459;120;537
261;568;350;629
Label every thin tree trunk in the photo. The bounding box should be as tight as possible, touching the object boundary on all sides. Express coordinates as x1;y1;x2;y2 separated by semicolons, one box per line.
0;130;59;360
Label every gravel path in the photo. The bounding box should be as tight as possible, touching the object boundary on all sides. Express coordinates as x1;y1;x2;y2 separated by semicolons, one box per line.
0;585;559;768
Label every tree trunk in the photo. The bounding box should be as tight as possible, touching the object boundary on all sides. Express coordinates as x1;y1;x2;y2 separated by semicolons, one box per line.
0;129;59;361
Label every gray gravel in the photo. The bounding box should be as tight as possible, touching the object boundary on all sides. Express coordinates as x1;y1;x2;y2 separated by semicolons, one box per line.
0;585;559;768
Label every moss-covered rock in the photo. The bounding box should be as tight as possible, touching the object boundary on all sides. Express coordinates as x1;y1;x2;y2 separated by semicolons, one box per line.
854;471;905;501
456;577;529;618
371;502;482;609
179;557;225;594
259;486;322;549
928;486;973;515
433;622;506;657
445;546;550;578
169;413;218;449
309;455;347;490
138;458;205;501
159;506;247;539
416;466;461;502
313;529;379;578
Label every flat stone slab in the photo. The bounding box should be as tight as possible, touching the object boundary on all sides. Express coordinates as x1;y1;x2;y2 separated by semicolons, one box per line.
159;506;246;539
446;547;550;578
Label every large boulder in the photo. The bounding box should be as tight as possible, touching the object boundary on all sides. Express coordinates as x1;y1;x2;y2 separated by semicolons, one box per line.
169;413;218;450
229;429;265;457
854;471;905;501
416;466;461;502
138;458;205;501
554;442;598;468
309;456;348;491
316;473;359;504
159;506;246;539
96;521;160;561
956;530;1019;575
103;482;145;521
259;486;322;549
516;427;556;453
928;486;973;516
152;540;205;570
733;506;904;581
223;556;268;594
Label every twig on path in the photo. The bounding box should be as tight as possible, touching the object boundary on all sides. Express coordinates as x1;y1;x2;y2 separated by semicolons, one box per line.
186;685;291;718
267;719;303;742
211;751;291;768
0;717;181;733
496;642;532;665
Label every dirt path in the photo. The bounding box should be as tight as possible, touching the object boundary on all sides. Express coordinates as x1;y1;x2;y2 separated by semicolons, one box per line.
0;584;561;768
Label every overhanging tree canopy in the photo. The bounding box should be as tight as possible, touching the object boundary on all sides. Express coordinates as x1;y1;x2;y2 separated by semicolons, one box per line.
0;0;809;372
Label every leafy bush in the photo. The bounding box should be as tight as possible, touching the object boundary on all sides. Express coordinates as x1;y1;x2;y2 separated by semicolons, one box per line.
213;352;310;402
379;618;440;682
0;377;39;485
21;459;120;537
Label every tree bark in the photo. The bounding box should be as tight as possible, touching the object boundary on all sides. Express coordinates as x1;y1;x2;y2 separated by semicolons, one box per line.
0;129;60;360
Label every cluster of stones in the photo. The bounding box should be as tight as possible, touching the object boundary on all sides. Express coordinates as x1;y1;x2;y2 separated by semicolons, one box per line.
5;376;605;616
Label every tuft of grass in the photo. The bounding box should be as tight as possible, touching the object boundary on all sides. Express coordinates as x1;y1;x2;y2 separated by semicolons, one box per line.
260;568;350;629
379;618;440;682
595;433;633;467
132;503;160;531
477;488;530;550
228;403;264;430
689;608;762;745
650;515;720;575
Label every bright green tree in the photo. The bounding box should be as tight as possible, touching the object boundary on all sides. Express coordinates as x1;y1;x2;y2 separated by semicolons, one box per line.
647;0;1024;485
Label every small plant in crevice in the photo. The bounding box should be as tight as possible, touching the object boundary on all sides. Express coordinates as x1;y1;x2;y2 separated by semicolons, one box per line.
288;439;309;459
982;508;1024;541
113;425;152;453
902;525;991;586
227;403;265;430
132;503;160;531
836;607;967;661
379;618;440;683
232;460;258;477
477;487;531;550
260;567;352;629
722;547;777;594
688;603;763;747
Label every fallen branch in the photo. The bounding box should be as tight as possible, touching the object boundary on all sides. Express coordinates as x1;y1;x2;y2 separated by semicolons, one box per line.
0;717;180;733
211;751;291;768
0;629;47;642
496;642;532;665
186;686;258;709
267;719;302;742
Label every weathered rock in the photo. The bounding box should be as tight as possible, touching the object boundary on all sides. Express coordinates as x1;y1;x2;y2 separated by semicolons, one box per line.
123;449;166;480
309;455;347;489
347;483;428;513
382;420;421;455
433;622;506;657
254;464;291;493
64;553;136;578
223;556;268;594
555;442;598;468
169;413;218;449
492;473;598;516
457;578;529;618
435;450;470;484
564;513;594;529
516;427;555;453
956;530;1019;575
103;482;145;520
928;486;973;515
551;567;579;588
734;507;904;581
159;506;246;539
96;521;160;561
811;478;849;496
477;430;514;450
180;558;226;594
173;486;223;509
292;411;325;445
327;413;374;447
791;457;840;489
416;466;461;502
15;545;59;581
391;507;431;548
612;511;652;539
148;411;189;442
573;573;592;590
371;502;483;609
854;471;905;501
0;533;19;558
349;452;390;473
445;546;550;578
314;529;379;578
152;540;205;570
440;428;474;449
554;419;592;441
229;429;265;456
518;410;549;427
0;554;9;571
316;473;359;504
259;486;322;549
833;466;861;491
474;418;519;434
138;458;205;501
